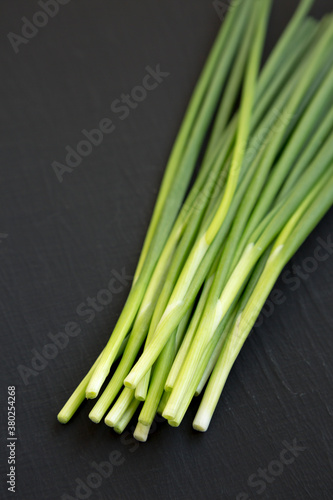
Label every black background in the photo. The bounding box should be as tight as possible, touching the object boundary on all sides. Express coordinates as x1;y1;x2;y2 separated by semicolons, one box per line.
1;1;333;499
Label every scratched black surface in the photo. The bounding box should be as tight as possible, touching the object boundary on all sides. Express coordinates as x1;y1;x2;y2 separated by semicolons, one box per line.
0;1;332;499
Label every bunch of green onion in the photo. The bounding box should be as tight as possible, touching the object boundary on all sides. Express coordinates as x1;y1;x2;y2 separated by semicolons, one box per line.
58;0;333;441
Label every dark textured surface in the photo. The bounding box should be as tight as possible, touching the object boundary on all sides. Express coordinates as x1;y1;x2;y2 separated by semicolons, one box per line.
1;1;332;499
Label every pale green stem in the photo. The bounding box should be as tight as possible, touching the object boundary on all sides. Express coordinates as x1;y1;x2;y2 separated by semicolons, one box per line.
133;422;150;442
104;388;135;427
114;398;141;434
124;2;271;391
57;353;103;424
164;132;333;420
193;169;333;431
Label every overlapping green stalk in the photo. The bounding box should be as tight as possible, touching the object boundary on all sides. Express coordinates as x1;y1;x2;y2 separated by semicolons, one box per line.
58;0;333;439
85;0;255;400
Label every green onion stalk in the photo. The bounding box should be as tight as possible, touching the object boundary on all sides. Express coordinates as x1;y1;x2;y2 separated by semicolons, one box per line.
163;130;333;421
85;0;255;400
57;0;333;437
193;167;333;431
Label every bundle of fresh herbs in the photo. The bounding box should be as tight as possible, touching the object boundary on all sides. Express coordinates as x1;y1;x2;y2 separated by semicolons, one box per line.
58;0;333;441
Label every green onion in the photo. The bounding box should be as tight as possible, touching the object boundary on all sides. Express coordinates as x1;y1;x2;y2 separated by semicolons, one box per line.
58;0;333;440
193;168;333;431
124;0;271;391
164;126;333;421
85;0;257;400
